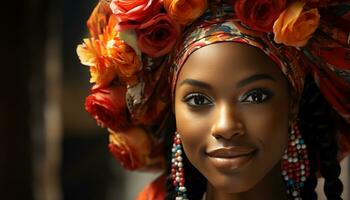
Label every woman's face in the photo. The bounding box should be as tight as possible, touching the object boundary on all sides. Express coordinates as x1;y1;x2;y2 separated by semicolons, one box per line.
174;42;292;193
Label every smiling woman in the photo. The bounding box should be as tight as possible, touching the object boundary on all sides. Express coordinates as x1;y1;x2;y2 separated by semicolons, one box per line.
163;3;349;199
174;42;292;199
77;0;350;200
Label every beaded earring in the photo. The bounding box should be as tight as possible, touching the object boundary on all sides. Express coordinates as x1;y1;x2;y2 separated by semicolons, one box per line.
171;131;189;200
281;121;310;200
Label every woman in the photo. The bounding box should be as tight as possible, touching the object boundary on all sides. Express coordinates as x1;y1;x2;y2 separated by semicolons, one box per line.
77;0;350;199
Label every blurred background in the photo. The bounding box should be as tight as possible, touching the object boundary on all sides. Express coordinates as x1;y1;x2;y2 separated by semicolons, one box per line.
1;0;159;200
0;0;349;200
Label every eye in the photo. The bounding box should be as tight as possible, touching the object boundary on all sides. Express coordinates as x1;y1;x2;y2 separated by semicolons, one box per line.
183;93;213;107
241;88;273;104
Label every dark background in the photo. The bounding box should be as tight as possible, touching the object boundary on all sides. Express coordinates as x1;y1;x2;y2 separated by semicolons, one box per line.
1;0;128;199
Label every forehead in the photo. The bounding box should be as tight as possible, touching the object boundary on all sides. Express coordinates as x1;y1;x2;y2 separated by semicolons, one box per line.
175;42;288;88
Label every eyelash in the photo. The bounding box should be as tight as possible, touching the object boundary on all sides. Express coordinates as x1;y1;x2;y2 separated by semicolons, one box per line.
183;93;213;107
240;88;273;104
183;88;273;107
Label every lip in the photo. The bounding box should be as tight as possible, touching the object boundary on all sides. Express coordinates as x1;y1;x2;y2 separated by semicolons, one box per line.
206;147;257;171
206;147;256;158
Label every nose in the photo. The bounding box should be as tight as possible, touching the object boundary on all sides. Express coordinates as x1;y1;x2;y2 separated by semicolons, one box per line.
211;102;245;140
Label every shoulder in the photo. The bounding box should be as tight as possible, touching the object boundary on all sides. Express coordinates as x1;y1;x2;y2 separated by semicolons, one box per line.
136;174;167;200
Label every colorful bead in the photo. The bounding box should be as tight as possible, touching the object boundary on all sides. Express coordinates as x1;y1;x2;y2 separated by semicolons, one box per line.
172;131;189;200
281;121;310;200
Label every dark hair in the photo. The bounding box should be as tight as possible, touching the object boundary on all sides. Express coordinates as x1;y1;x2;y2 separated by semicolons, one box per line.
299;75;344;199
164;75;344;199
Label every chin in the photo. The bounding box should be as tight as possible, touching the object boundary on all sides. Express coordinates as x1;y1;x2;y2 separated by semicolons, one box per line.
208;174;260;194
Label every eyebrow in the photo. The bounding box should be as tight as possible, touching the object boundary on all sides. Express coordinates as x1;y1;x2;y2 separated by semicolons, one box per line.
237;74;276;88
179;74;276;89
179;79;212;90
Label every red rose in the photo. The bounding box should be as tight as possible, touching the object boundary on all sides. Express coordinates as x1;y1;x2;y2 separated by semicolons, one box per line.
110;0;163;31
85;85;128;132
137;13;181;58
234;0;286;32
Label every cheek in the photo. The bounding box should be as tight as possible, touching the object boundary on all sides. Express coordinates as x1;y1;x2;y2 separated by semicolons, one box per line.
241;98;290;167
174;101;212;163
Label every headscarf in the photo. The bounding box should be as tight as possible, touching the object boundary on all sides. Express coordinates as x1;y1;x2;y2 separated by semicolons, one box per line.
170;4;350;158
171;5;306;100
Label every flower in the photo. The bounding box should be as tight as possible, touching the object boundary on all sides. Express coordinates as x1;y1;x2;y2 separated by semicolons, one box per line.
110;0;163;31
107;36;142;78
273;1;320;47
77;38;116;86
85;85;128;132
86;2;113;38
108;127;165;170
164;0;208;25
137;14;181;58
234;0;287;32
77;15;142;87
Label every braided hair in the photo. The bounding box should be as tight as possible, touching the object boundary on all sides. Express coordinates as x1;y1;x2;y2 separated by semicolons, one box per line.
164;75;344;199
299;75;344;199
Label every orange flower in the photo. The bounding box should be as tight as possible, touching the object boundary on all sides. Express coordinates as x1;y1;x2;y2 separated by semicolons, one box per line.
77;15;142;87
164;0;208;25
107;37;142;78
273;1;320;47
108;127;165;170
77;38;115;86
86;2;112;38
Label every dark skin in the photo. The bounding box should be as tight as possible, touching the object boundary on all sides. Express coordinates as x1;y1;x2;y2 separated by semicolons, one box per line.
174;42;297;200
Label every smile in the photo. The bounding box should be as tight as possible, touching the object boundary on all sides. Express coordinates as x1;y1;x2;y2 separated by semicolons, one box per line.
206;147;257;171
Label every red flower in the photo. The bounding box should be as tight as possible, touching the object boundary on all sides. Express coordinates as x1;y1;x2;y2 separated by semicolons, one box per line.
85;85;128;132
234;0;286;32
110;0;163;31
137;13;181;58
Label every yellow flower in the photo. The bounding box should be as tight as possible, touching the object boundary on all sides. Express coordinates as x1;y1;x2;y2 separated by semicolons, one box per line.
273;1;320;47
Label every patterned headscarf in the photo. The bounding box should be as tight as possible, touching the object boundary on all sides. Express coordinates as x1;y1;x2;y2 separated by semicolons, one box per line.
170;4;350;158
171;6;306;100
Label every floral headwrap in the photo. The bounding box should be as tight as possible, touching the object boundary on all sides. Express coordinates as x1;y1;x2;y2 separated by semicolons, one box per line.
77;0;350;171
171;5;306;101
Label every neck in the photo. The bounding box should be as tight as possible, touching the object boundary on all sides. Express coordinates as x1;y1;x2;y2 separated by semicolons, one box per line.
205;162;289;200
